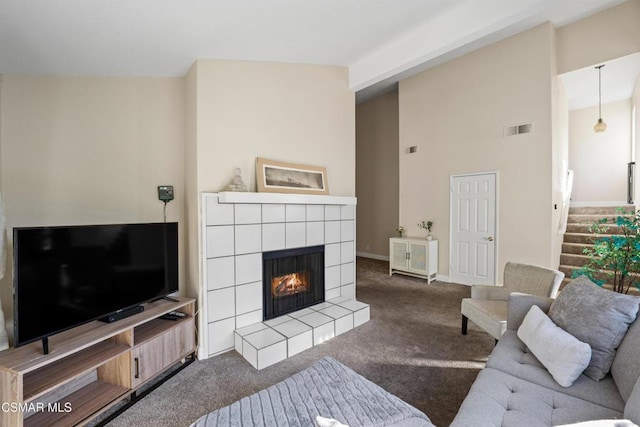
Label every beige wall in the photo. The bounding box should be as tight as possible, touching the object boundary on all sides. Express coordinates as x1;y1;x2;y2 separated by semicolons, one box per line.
551;24;570;273
184;58;355;310
569;99;633;203
355;90;399;258
0;76;186;340
193;59;355;195
399;23;557;280
557;0;640;74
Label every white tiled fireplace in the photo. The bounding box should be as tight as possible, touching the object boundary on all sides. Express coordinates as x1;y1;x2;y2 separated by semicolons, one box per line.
199;192;359;359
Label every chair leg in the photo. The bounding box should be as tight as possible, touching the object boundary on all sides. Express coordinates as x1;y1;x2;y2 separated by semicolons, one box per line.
461;315;468;335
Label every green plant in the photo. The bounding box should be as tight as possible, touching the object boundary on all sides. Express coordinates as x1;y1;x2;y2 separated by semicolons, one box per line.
396;226;405;236
418;220;433;233
572;209;640;294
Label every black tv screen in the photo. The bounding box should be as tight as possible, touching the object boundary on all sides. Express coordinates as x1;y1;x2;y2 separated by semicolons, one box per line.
13;222;179;347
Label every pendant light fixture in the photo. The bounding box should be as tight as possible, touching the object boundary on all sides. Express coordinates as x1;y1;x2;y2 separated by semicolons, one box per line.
594;64;607;133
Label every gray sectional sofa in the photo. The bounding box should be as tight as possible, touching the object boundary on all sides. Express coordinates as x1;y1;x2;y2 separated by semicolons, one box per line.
451;288;640;426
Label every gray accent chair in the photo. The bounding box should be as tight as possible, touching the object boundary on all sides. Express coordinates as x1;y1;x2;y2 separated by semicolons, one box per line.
460;262;564;341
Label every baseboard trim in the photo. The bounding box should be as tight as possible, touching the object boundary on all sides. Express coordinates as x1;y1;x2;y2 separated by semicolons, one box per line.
356;251;389;261
436;274;452;283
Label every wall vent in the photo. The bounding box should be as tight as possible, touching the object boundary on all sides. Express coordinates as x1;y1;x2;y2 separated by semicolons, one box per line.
504;123;533;137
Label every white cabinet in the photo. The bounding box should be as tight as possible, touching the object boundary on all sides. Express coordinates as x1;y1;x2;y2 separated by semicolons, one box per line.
389;238;438;283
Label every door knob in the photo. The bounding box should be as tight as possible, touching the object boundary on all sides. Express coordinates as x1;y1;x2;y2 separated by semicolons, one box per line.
485;237;494;241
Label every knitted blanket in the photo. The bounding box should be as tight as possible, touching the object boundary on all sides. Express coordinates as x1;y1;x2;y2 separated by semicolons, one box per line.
191;357;433;427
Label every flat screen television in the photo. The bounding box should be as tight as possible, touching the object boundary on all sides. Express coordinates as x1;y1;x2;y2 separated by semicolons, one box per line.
13;222;179;350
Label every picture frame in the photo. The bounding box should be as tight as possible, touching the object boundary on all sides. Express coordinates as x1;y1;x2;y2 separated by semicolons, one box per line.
256;158;329;195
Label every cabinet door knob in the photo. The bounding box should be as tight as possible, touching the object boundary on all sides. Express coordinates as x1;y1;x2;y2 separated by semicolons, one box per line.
134;357;140;379
485;236;494;242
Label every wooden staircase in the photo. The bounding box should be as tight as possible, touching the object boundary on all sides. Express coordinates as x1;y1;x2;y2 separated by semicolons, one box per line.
559;205;635;289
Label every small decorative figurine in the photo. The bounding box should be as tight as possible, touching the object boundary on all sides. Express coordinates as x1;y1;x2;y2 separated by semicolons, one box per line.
224;167;248;192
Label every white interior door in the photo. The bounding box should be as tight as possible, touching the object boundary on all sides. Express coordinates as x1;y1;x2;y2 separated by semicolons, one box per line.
450;173;497;285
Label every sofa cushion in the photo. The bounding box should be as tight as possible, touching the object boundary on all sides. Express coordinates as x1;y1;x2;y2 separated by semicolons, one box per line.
449;368;623;427
624;376;640;423
612;318;640;402
517;305;591;387
548;276;640;381
486;331;624;412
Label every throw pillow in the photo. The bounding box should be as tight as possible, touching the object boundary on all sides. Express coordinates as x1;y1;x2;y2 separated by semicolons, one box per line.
316;416;349;427
548;276;640;381
556;420;638;427
517;305;591;387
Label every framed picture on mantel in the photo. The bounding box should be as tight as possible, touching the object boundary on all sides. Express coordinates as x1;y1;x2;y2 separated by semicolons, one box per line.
256;158;329;195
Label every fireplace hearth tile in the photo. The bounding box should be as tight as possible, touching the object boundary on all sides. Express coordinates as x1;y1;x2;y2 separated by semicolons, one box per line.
287;308;316;318
306;221;324;246
235;204;262;224
297;311;333;328
235;253;262;285
262;204;285;223
340;263;354;285
325;288;341;300
262;223;286;251
354;307;371;327
297;312;335;345
341;242;354;263
325;205;341;221
325;266;340;290
317;305;353;336
243;328;288;370
264;315;293;327
235;224;262;254
207;256;235;290
327;295;350;305
307;205;324;221
341;220;354;241
286;222;306;248
271;318;311;338
287;330;313;357
325;243;340;267
244;328;286;349
341;205;355;220
236;310;263;329
234;322;269;354
286;204;306;222
311;302;335;310
233;298;369;369
325;221;341;243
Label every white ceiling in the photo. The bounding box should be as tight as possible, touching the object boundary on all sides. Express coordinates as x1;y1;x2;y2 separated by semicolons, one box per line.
0;0;632;102
560;53;640;111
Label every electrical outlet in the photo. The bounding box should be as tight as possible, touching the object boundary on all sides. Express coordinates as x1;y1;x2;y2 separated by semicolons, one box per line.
158;185;174;202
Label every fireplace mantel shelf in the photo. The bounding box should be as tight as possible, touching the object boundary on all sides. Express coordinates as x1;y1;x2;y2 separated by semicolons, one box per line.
214;192;357;206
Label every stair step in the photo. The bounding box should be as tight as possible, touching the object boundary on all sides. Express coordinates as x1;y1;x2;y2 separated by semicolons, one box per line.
560;253;590;267
569;206;634;215
565;223;625;234
566;214;631;224
561;242;592;255
563;233;598;244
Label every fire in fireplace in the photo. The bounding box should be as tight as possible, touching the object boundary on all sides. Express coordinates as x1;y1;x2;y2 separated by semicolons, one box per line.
263;245;324;320
272;271;310;297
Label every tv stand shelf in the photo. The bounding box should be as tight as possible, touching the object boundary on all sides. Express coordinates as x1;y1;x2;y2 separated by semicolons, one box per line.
0;297;196;427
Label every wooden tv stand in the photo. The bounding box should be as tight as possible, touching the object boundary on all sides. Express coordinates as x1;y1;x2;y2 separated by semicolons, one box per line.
0;297;196;427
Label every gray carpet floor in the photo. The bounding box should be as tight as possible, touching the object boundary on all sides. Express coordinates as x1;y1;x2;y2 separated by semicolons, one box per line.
106;257;495;427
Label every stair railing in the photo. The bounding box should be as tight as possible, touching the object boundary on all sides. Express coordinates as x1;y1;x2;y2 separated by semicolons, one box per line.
558;169;574;234
628;162;635;205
